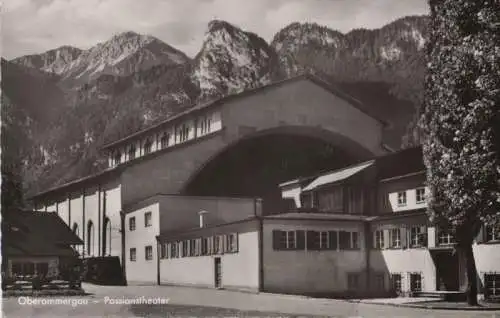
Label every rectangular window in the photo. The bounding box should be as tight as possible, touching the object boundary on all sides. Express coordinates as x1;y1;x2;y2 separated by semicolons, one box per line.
374;230;385;249
339;231;359;250
202;237;209;255
143;140;152;155
416;188;426;204
347;273;360;290
273;230;305;250
485;224;500;242
145;246;153;261
178;124;190;142
160;243;166;259
397;191;407;206
226;233;238;253
438;229;455;246
391;273;402;294
485;274;500;298
410;226;427;247
410;273;422;292
129;217;136;231
130;248;137;262
306;231;332;250
389;228;401;248
189;239;196;257
182;240;189;257
144;212;152;227
170;242;178;258
213;236;221;254
200;116;212;135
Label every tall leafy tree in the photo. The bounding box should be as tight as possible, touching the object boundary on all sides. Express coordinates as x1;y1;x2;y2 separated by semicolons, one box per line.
420;0;500;305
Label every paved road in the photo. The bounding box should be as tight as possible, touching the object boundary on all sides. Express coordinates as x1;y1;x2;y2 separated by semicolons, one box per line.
3;283;500;318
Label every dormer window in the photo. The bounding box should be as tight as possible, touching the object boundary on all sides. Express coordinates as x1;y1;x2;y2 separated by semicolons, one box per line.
114;151;121;165
144;139;152;155
160;133;170;149
416;188;426;204
128;145;136;160
397;191;407;206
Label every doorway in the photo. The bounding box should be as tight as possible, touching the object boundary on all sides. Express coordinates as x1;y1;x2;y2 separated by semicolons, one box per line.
433;250;459;291
214;257;222;288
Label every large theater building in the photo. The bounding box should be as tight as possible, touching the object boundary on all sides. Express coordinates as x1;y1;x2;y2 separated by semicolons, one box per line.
30;74;500;298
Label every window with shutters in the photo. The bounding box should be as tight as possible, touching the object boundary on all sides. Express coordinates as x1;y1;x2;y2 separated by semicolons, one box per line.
272;230;305;250
189;239;196;257
170;242;179;258
226;233;238;253
373;230;385;249
410;226;427;247
389;228;401;248
307;231;334;250
160;243;167;259
339;231;359;250
202;237;208;255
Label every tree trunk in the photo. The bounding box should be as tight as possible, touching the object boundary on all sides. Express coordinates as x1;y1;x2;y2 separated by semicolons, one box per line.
462;242;479;306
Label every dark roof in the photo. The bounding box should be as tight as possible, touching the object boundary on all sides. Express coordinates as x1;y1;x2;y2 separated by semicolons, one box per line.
263;212;370;222
2;209;83;257
101;73;389;151
374;145;424;180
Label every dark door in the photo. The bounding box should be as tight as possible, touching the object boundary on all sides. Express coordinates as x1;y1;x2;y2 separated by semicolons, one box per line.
214;257;222;288
433;251;459;291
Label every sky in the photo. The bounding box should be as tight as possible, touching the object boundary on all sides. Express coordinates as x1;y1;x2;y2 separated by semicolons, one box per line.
2;0;430;60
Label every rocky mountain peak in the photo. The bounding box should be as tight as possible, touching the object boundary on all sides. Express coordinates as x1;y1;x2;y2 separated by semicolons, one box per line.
11;45;83;75
192;20;280;100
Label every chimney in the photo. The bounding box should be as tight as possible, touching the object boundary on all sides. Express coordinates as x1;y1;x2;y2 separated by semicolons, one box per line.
198;210;208;228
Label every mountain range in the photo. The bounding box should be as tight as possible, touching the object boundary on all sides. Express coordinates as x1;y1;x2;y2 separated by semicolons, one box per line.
2;15;428;198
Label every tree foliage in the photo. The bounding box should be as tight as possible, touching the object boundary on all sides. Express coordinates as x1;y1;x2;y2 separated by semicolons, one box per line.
421;0;500;237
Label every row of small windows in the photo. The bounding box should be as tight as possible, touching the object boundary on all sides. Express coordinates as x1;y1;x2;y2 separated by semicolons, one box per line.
391;272;423;293
112;116;215;166
372;226;427;249
129;212;152;231
160;233;238;259
272;230;360;251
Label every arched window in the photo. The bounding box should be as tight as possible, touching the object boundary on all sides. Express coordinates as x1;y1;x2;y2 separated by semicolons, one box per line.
87;220;95;256
144;139;152;154
128;144;136;160
103;217;112;256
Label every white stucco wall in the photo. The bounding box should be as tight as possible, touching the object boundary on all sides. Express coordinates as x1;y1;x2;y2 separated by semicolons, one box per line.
159;230;260;291
103;182;122;259
125;203;160;284
262;220;366;294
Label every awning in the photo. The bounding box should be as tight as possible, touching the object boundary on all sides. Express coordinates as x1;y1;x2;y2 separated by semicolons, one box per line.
302;161;374;192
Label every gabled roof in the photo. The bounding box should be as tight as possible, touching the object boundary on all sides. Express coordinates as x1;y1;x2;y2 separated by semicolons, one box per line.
101;72;389;151
302;160;374;192
2;209;83;257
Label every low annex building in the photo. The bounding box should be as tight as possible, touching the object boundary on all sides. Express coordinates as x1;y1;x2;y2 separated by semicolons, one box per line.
1;209;83;279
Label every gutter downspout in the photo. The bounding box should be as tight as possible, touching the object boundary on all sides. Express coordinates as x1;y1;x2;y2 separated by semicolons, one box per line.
120;210;127;285
364;220;371;296
156;235;161;286
255;198;264;292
